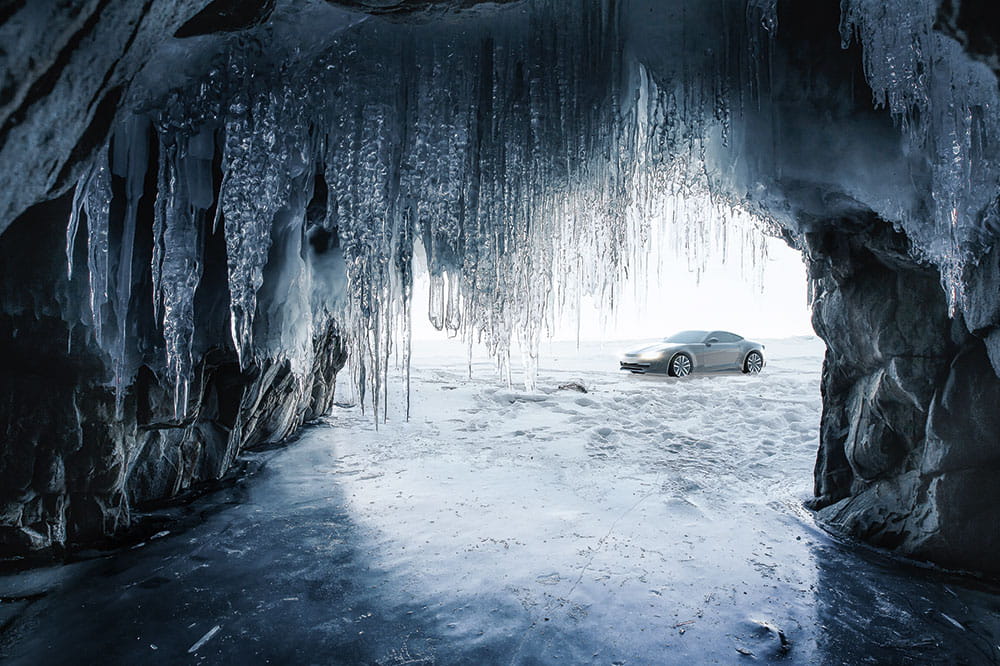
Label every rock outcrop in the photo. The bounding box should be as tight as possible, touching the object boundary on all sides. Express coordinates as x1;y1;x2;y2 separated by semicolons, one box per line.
803;214;1000;573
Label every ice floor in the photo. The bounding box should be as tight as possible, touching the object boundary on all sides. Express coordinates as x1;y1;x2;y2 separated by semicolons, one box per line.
2;337;1000;664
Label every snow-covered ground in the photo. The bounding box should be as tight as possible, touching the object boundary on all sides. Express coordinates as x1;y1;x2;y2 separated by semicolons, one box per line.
2;337;1000;664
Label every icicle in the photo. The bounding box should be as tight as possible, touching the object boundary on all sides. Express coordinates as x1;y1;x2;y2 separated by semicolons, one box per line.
109;116;150;416
66;170;92;279
427;273;446;331
840;0;1000;313
219;90;290;366
84;151;112;347
152;136;169;324
158;133;207;418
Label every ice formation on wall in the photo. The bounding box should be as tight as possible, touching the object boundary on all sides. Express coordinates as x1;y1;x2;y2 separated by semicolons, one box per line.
58;0;1000;416
840;0;1000;311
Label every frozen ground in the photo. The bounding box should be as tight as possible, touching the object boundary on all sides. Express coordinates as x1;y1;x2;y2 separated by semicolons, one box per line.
2;337;1000;664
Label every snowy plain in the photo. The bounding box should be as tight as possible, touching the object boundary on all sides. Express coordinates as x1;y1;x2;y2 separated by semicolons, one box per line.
2;336;1000;664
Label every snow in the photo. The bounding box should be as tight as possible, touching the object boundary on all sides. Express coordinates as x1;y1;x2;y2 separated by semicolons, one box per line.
325;338;827;660
3;336;1000;663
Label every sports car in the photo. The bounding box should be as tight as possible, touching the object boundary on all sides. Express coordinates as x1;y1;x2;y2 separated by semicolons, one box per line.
619;330;765;377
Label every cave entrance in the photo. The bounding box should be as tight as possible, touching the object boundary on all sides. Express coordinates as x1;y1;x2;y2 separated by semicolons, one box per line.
400;196;818;386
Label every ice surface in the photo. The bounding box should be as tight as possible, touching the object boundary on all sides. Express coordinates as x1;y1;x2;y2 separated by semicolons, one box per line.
3;339;999;663
63;0;1000;416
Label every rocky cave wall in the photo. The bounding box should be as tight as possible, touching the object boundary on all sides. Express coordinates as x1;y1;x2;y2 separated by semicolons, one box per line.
1;0;999;574
804;215;1000;574
0;0;522;557
0;188;346;555
746;0;1000;574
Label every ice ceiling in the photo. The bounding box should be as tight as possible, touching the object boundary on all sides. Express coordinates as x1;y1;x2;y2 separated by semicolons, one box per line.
52;0;1000;416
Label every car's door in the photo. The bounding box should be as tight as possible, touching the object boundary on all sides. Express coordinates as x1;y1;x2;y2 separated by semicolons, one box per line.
700;332;727;370
715;332;745;369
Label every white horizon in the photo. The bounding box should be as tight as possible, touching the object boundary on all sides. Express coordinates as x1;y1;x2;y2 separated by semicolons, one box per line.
411;233;814;345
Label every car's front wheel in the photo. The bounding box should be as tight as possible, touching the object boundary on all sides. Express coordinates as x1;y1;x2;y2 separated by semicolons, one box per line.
669;353;692;377
743;350;763;374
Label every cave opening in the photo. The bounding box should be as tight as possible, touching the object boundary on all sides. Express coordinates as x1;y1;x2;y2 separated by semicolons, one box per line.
3;0;1000;662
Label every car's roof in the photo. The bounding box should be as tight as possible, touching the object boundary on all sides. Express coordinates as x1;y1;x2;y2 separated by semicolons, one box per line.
668;329;745;339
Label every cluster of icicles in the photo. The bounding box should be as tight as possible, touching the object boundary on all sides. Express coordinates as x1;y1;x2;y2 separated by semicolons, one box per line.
840;0;1000;312
60;0;766;421
62;0;999;421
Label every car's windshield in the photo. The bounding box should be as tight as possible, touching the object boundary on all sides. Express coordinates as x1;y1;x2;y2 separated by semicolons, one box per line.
663;330;708;343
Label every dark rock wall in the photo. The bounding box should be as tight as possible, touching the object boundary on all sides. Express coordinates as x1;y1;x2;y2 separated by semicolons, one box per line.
804;215;1000;574
0;0;210;235
0;194;346;557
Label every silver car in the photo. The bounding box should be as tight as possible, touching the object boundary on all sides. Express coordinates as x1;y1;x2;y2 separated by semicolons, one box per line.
619;330;765;377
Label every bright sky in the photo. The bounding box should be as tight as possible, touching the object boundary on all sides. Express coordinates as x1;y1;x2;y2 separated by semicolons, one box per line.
558;234;814;341
412;232;814;343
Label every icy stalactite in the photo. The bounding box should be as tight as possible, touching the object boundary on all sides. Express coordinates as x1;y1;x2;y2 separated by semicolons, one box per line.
747;0;778;35
840;0;1000;313
109;116;150;415
65;170;90;280
219;75;300;367
83;152;112;352
152;138;169;324
158;133;208;418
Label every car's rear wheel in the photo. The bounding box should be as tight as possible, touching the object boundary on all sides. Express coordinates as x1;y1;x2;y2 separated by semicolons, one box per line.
669;353;692;377
743;350;763;374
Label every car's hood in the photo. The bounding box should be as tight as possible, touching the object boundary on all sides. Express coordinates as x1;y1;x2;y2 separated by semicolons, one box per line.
623;341;685;357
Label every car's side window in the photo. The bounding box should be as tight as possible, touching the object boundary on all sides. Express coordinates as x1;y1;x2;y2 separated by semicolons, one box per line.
716;332;743;343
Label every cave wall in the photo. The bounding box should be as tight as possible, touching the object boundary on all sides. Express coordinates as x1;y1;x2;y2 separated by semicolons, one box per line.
803;215;1000;573
0;191;346;557
0;0;511;558
0;0;213;235
729;0;1000;574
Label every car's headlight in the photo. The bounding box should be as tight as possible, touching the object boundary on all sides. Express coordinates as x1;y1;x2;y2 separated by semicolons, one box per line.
638;350;664;361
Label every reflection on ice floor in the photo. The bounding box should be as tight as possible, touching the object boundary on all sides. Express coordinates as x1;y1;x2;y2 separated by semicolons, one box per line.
2;337;1000;664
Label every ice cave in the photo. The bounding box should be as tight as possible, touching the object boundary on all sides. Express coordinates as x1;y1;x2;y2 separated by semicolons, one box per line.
2;0;1000;662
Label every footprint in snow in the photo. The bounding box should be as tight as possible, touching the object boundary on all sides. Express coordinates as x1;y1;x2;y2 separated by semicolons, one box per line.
593;426;616;441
